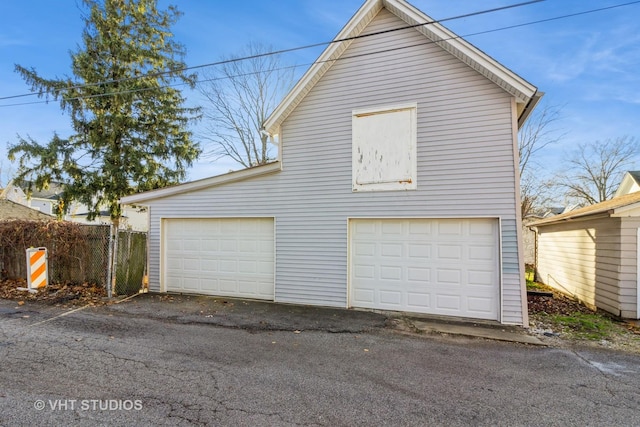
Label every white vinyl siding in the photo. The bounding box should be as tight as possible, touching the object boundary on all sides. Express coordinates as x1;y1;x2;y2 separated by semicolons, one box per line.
141;8;525;323
352;104;417;191
536;215;640;319
620;218;640;318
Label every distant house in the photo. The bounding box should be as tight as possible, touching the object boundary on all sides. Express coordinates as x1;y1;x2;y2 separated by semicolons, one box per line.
0;181;147;231
68;205;148;231
122;0;540;325
23;182;66;216
0;185;28;205
614;171;640;198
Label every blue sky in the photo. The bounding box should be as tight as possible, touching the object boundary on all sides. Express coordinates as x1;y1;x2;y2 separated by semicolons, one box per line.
1;0;639;184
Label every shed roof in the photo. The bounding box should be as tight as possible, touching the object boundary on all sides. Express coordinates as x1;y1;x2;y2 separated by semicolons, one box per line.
0;199;55;221
530;191;640;227
121;161;281;204
263;0;540;135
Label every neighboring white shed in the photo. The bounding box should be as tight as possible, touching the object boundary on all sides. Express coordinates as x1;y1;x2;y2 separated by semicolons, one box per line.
530;192;640;319
122;0;540;325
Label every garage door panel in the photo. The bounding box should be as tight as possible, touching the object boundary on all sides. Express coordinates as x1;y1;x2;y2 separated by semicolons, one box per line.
355;242;375;256
350;218;499;320
437;245;462;260
380;265;402;280
164;218;274;300
409;221;431;235
438;221;463;235
381;221;403;235
468;270;493;286
469;221;495;236
201;261;218;272
407;293;430;308
468;296;493;313
354;265;375;279
354;288;375;303
407;267;430;282
379;290;402;306
468;245;495;261
436;294;461;311
381;243;402;257
408;243;430;258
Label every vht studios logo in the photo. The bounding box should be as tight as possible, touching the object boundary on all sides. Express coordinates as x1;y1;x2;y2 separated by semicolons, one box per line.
34;399;143;411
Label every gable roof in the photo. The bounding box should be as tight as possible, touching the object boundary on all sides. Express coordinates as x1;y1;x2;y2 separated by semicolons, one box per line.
627;171;640;182
0;199;55;221
613;171;640;198
264;0;540;135
530;191;640;227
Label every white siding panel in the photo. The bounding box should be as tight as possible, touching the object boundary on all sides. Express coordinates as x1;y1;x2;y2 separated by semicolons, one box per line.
144;9;524;322
620;218;640;318
536;217;624;316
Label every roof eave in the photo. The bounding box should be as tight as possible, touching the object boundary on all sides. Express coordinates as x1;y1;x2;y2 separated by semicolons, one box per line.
264;0;384;134
517;91;543;129
265;0;539;134
383;0;538;102
120;161;282;205
529;211;613;227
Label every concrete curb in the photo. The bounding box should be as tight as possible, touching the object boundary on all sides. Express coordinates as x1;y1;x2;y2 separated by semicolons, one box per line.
407;319;546;346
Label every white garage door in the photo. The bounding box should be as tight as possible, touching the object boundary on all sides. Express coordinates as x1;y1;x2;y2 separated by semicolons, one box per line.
350;218;499;320
164;218;274;300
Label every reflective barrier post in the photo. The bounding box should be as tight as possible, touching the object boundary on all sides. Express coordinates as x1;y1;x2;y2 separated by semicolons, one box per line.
26;247;48;290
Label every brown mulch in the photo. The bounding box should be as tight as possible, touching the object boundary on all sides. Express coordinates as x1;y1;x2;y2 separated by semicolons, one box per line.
527;289;596;316
0;278;108;307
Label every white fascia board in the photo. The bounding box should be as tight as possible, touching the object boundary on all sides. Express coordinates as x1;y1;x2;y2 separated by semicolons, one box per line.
384;0;537;103
611;203;640;217
120;161;281;205
264;0;384;134
265;0;538;135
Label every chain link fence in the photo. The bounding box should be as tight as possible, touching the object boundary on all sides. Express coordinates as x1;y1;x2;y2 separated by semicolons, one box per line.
0;220;146;296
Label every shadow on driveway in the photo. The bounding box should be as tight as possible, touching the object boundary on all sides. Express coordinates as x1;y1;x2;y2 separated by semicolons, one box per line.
106;293;389;333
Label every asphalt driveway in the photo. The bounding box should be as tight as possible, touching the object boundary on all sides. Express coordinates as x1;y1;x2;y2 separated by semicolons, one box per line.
0;296;639;426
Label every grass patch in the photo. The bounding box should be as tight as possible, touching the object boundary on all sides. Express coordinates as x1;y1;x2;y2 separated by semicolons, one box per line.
525;268;550;291
526;280;548;291
548;312;622;341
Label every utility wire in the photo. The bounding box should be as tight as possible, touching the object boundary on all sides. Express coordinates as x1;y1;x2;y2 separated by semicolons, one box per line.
1;0;639;108
0;0;543;102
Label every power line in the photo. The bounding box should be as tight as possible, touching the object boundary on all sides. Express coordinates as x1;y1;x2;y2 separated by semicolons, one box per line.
0;0;638;109
0;0;543;102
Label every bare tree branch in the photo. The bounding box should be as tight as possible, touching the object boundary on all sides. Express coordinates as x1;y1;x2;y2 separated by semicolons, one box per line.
197;43;294;168
520;170;556;219
517;102;564;218
554;136;639;206
518;103;564;177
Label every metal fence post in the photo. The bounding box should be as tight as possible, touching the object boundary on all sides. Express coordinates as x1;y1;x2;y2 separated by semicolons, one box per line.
111;226;119;297
106;224;114;298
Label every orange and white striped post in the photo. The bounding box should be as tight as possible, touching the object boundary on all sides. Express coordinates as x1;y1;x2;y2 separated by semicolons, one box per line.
26;247;48;290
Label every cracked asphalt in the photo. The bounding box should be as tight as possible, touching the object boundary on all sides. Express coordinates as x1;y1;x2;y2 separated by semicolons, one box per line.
1;296;639;426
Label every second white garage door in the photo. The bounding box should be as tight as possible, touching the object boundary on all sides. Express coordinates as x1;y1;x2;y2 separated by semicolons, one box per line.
350;218;499;320
163;218;274;300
